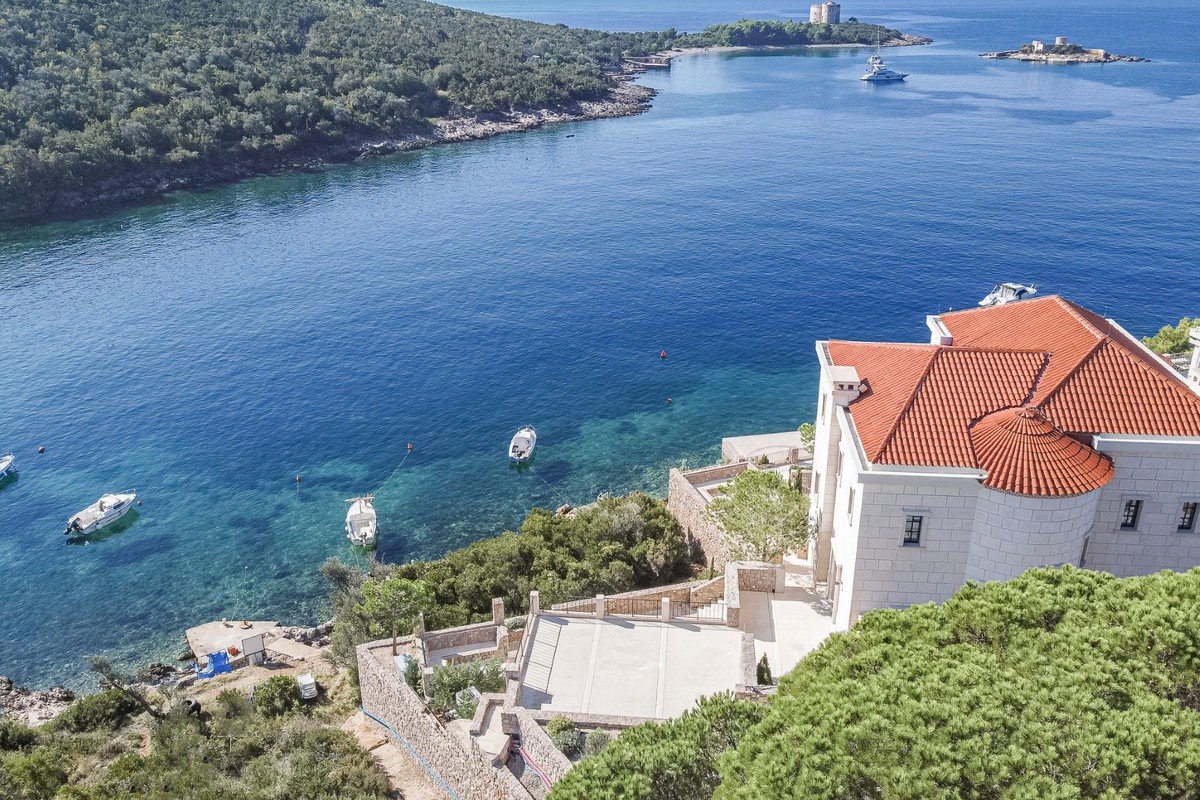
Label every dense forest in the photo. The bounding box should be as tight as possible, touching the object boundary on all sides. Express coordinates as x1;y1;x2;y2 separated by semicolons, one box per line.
0;0;911;220
552;567;1200;800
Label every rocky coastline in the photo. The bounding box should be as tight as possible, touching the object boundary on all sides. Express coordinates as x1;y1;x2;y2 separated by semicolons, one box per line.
1;78;655;226
0;675;75;726
982;49;1148;63
660;32;931;60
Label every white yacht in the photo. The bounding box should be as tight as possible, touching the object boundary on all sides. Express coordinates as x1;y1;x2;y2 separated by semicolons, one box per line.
979;283;1037;307
509;426;537;462
861;35;907;82
65;492;137;537
345;495;377;547
0;453;14;478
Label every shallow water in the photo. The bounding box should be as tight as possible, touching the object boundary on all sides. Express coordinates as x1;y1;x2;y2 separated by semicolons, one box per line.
1;0;1198;688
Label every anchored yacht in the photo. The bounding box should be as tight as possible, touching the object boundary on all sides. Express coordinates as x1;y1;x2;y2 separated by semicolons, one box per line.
0;453;14;478
65;492;137;537
345;495;378;547
861;34;907;82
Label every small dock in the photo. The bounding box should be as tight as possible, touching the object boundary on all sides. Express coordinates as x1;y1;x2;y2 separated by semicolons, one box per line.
623;55;672;69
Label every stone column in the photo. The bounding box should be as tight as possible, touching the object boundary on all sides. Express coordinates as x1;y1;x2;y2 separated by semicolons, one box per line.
594;594;606;619
413;611;426;637
529;590;540;616
660;597;672;622
492;597;505;626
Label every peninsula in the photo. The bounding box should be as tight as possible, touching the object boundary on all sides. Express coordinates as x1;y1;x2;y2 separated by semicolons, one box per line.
0;0;928;223
983;36;1148;63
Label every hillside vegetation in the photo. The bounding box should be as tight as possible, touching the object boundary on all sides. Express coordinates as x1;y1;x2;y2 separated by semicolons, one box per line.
553;567;1200;800
0;0;910;220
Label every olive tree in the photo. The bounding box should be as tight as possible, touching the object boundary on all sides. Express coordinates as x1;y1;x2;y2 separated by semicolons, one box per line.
706;470;809;562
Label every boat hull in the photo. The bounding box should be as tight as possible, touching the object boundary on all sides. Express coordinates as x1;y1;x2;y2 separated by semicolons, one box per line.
65;494;136;536
509;427;537;462
345;497;378;547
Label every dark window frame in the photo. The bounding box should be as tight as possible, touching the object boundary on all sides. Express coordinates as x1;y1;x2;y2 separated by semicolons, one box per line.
1180;502;1198;532
903;514;923;546
1121;499;1143;531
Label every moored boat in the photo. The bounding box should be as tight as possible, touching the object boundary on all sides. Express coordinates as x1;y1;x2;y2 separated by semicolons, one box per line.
509;426;537;462
979;282;1037;307
0;453;14;478
65;492;137;537
345;495;377;547
861;33;908;82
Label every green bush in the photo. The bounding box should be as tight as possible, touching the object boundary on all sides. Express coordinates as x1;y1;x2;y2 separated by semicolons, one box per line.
0;719;38;751
583;728;611;757
47;689;141;733
2;746;68;799
253;675;300;718
428;659;504;716
1143;317;1198;354
403;656;423;695
548;716;581;758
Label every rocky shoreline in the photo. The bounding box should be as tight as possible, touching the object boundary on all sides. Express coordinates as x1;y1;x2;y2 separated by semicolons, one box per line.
659;32;931;60
1;78;655;225
982;50;1148;63
0;676;75;726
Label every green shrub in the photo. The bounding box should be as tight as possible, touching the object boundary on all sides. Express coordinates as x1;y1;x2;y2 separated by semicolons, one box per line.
403;656;423;695
548;716;581;758
583;729;610;757
428;659;504;716
47;689;140;733
213;688;252;719
1143;317;1198;354
0;719;38;751
3;746;68;799
755;654;772;685
253;676;300;718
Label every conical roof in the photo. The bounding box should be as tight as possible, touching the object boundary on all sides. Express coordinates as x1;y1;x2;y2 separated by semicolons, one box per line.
969;406;1114;497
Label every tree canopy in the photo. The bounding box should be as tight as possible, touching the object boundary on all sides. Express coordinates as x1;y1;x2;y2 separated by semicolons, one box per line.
554;567;1200;800
707;469;809;562
1143;316;1198;354
0;0;912;220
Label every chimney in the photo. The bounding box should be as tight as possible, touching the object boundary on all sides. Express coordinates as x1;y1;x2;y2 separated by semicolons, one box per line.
829;365;864;406
926;314;953;346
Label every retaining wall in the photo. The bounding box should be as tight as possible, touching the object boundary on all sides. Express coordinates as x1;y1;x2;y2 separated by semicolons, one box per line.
358;639;521;800
502;706;574;786
668;466;742;569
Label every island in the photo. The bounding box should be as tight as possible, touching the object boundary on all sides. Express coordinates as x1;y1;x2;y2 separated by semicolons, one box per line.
0;0;930;223
982;36;1148;63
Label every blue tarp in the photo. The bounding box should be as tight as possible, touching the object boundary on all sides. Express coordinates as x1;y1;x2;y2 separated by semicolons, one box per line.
196;650;232;679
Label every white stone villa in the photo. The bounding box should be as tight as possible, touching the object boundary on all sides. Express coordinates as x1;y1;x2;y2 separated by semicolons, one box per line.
810;295;1200;629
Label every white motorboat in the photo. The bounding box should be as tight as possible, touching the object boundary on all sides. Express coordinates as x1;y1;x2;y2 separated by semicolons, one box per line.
979;282;1037;307
345;495;377;547
65;492;137;537
0;453;14;478
509;426;537;462
861;34;907;82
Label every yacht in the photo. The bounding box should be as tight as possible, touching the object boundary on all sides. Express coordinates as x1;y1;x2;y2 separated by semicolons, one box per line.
509;426;537;462
0;453;14;478
65;492;137;537
979;283;1037;307
345;495;377;547
861;35;908;82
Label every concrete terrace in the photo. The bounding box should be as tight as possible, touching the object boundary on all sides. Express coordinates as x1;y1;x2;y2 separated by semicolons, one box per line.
517;614;744;720
741;561;833;676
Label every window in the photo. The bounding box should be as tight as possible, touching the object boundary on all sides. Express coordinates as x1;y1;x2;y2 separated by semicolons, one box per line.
812;471;821;495
1120;499;1142;530
847;487;856;523
903;514;923;546
1180;502;1198;532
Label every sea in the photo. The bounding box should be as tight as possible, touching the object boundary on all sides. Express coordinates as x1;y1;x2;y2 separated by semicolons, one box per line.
1;0;1198;689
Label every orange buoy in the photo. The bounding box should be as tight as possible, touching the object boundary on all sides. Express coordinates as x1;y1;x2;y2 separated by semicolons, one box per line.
407;442;414;452
659;350;668;360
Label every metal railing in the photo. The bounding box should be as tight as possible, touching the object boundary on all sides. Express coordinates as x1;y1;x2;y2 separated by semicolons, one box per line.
671;599;727;622
606;597;662;617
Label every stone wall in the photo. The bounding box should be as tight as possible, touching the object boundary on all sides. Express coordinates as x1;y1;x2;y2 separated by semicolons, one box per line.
421;621;502;653
733;562;779;592
668;465;743;569
689;575;726;605
502;706;574;786
358;639;521;800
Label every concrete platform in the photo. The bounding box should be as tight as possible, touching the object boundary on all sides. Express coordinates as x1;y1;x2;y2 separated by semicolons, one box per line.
741;562;833;677
185;620;278;658
517;614;742;720
721;430;810;464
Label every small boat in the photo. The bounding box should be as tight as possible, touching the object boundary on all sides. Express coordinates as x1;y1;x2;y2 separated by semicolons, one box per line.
65;492;137;537
0;453;14;478
509;426;537;462
345;495;377;547
861;33;907;82
979;282;1037;307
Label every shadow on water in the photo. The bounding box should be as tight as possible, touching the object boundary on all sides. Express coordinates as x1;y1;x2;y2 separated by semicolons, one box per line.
0;472;18;492
65;509;141;546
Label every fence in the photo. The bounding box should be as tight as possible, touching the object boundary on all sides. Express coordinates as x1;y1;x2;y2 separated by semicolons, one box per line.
606;597;662;617
671;600;727;623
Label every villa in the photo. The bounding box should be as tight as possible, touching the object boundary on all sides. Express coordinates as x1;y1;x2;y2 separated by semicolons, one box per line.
810;295;1200;629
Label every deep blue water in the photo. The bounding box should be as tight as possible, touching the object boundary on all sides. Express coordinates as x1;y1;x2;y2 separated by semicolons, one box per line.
1;0;1198;689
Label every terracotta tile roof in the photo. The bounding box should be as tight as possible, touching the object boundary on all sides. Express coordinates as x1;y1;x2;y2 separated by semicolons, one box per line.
825;295;1200;497
969;407;1115;496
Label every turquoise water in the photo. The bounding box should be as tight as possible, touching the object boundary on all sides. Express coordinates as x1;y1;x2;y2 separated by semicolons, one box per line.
2;0;1199;689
